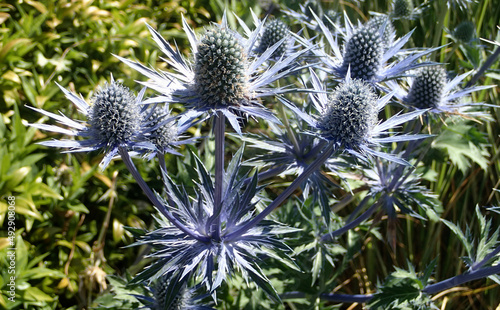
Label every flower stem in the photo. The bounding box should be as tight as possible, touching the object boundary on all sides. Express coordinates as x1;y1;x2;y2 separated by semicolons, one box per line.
212;111;225;241
321;199;381;243
320;293;374;303
465;45;500;88
118;147;209;242
423;265;500;295
226;142;335;240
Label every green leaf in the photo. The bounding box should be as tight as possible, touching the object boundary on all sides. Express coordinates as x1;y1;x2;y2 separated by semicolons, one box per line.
432;121;489;172
22;286;54;302
441;218;472;256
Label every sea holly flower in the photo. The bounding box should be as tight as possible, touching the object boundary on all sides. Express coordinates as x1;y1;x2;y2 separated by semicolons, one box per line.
282;70;427;165
365;15;396;51
304;12;440;85
116;13;311;134
387;66;495;117
255;19;292;59
28;77;153;169
141;104;199;160
452;21;476;43
391;0;414;19
129;148;299;302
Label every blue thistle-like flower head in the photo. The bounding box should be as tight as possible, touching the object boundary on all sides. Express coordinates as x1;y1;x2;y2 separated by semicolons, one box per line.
256;19;290;59
365;15;396;50
453;21;476;43
194;27;248;108
144;108;178;151
387;66;495;117
28;78;152;168
341;23;384;81
392;0;414;19
406;66;447;109
116;13;311;135
319;80;378;149
88;82;141;149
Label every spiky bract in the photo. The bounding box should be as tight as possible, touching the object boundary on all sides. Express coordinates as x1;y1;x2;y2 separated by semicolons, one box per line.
194;28;247;108
322;10;341;30
258;19;289;58
319;80;378;149
406;66;447;109
130;149;298;302
304;0;323;19
341;23;384;81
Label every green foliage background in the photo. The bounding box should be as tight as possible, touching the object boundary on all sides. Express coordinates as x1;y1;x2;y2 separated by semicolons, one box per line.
0;0;499;309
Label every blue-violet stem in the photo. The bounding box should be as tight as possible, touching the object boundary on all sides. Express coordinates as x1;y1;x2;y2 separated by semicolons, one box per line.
226;142;336;240
465;47;500;88
423;265;500;295
321;200;382;243
210;111;225;241
320;293;374;303
470;245;500;271
118;147;209;242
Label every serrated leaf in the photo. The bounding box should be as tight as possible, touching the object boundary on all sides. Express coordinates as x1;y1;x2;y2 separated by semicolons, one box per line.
369;283;421;309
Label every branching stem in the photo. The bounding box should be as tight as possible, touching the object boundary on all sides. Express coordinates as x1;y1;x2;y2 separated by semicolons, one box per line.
226;142;336;240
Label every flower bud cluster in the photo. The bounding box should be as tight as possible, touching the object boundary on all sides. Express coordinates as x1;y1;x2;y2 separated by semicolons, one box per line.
194;28;247;107
406;66;447;109
319;79;378;148
88;82;141;149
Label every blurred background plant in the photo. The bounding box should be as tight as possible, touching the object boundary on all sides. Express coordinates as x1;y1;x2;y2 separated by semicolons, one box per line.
0;0;498;309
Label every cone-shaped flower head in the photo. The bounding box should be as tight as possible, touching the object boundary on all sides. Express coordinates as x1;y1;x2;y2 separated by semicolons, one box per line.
194;28;248;108
257;19;289;58
145;108;178;150
392;0;414;19
341;21;384;81
28;79;151;169
406;66;447;109
365;15;396;49
88;82;141;150
319;79;378;149
453;21;475;43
